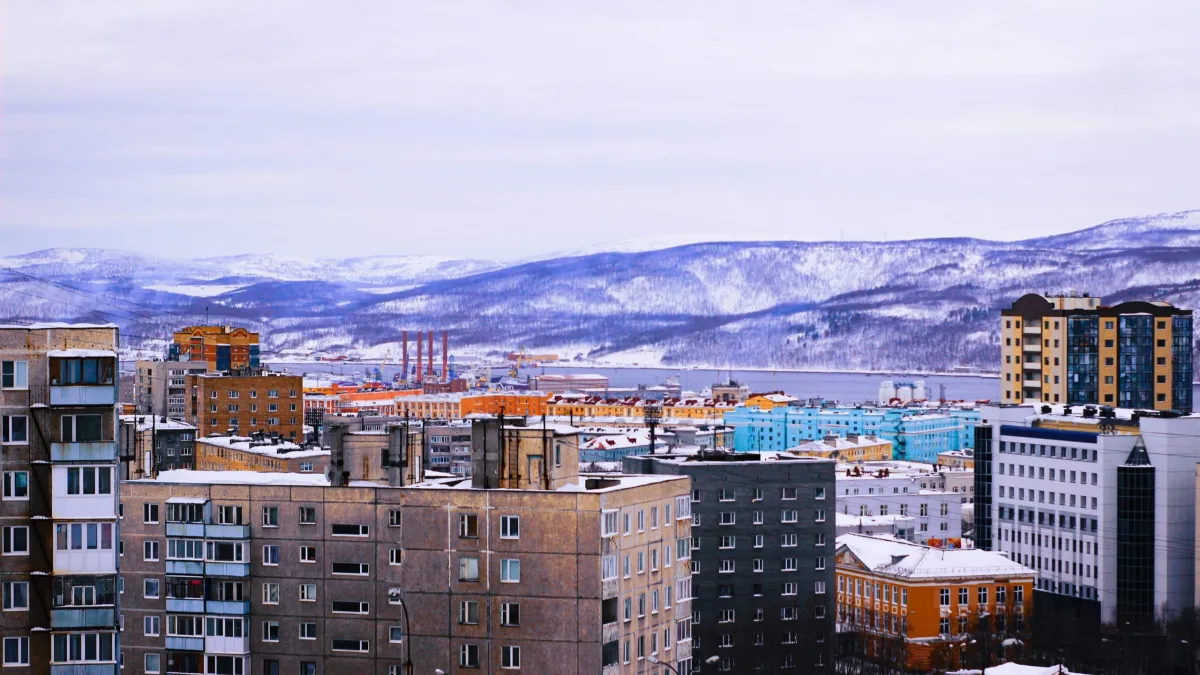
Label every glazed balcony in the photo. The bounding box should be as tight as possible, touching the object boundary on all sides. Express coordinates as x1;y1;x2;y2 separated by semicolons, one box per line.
50;607;117;630
51;442;118;463
50;385;117;407
165;597;205;613
204;524;250;539
165;636;205;652
50;665;119;675
166;522;206;538
206;599;251;614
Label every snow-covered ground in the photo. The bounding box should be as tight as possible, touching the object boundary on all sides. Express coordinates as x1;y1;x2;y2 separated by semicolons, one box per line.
145;283;247;297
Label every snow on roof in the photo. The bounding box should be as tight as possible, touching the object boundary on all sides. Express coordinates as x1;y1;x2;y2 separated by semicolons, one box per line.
196;435;328;459
165;496;209;504
121;415;197;432
836;513;915;526
48;348;118;358
837;534;1035;580
948;665;1091;675
789;435;889;452
131;469;330;487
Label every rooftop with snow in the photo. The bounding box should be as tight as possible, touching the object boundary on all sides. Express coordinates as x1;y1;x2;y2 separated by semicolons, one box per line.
836;533;1036;580
195;434;328;459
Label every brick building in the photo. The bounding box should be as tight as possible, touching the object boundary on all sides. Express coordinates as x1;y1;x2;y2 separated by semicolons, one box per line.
170;325;260;373
185;371;303;441
194;435;329;475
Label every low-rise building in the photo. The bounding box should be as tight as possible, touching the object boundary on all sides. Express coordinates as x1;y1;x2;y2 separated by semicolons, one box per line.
194;434;329;474
835;513;916;539
837;466;964;546
836;533;1036;671
790;433;893;462
938;449;975;470
171;325;261;372
529;373;609;393
185;370;304;440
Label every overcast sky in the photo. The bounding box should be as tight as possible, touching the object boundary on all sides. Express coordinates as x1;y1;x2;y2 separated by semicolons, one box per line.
2;1;1197;260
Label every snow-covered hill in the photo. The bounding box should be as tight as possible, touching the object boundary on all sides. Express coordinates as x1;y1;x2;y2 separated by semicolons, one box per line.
0;210;1196;372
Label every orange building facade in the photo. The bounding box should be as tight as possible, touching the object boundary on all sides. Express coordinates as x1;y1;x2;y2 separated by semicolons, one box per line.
835;534;1036;671
171;325;260;372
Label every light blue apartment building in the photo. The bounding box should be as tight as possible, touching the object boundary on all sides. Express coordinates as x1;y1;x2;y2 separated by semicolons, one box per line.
724;404;979;463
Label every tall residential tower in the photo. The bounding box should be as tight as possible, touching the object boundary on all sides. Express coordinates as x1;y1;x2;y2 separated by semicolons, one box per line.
1000;293;1193;413
0;324;122;674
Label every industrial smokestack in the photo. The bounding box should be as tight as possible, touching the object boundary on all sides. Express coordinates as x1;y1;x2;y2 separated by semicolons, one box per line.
442;331;449;382
402;331;409;382
416;332;423;384
427;331;434;377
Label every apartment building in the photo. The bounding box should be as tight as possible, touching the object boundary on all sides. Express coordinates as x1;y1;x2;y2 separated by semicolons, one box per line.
119;415;198;478
835;534;1036;671
0;324;121;673
185;371;303;441
194;435;329;475
623;451;836;673
974;403;1200;627
837;468;964;546
790;434;893;462
134;360;209;419
117;419;693;675
170;326;260;373
1000;293;1193;413
424;421;473;477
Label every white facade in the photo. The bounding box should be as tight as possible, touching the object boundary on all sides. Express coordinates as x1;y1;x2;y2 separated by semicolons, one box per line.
983;404;1200;623
836;474;963;544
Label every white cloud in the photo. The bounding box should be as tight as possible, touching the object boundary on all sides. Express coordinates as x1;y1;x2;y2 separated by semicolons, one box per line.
2;0;1198;258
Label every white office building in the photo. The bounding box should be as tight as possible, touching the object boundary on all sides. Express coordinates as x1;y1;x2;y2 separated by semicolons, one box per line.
975;403;1200;625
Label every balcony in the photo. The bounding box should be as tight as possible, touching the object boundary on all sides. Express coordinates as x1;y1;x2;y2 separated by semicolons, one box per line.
166;597;205;613
205;524;250;539
602;621;620;643
50;607;116;629
51;385;118;407
204;562;250;577
206;599;251;615
1023;324;1042;334
165;561;205;576
166;523;206;537
165;636;205;652
1022;343;1041;352
205;634;251;655
51;442;118;462
51;665;119;675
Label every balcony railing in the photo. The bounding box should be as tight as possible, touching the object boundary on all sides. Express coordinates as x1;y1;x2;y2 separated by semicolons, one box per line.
50;665;119;675
205;524;250;539
165;637;205;652
165;523;205;537
51;442;118;462
206;599;251;615
165;561;205;576
165;597;205;613
50;385;118;407
50;607;117;630
204;562;250;577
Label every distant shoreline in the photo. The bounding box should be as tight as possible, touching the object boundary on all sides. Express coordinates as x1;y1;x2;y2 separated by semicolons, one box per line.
267;358;1000;380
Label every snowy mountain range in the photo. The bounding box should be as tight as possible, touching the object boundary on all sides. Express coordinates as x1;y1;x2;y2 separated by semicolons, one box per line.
2;210;1198;373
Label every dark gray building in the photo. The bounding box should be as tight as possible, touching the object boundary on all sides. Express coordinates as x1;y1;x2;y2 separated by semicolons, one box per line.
119;414;198;478
624;451;836;673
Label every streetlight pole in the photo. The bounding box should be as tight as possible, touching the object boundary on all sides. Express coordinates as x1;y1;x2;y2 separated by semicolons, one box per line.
388;589;414;675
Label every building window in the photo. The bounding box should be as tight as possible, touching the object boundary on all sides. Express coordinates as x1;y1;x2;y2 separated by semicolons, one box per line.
2;581;29;611
262;583;279;604
459;600;480;624
940;588;950;606
0;415;27;444
459;514;479;538
1;527;29;556
144;653;160;673
144;578;160;599
1;471;28;500
459;557;480;582
299;546;316;563
300;623;316;640
299;507;316;524
144;540;160;561
389;626;403;644
262;621;279;642
501;558;521;583
389;549;402;566
501;602;521;626
262;506;278;528
330;523;368;537
501;515;520;539
459;644;480;668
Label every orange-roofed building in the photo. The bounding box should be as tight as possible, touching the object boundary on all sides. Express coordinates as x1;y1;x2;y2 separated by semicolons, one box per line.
461;391;547;417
